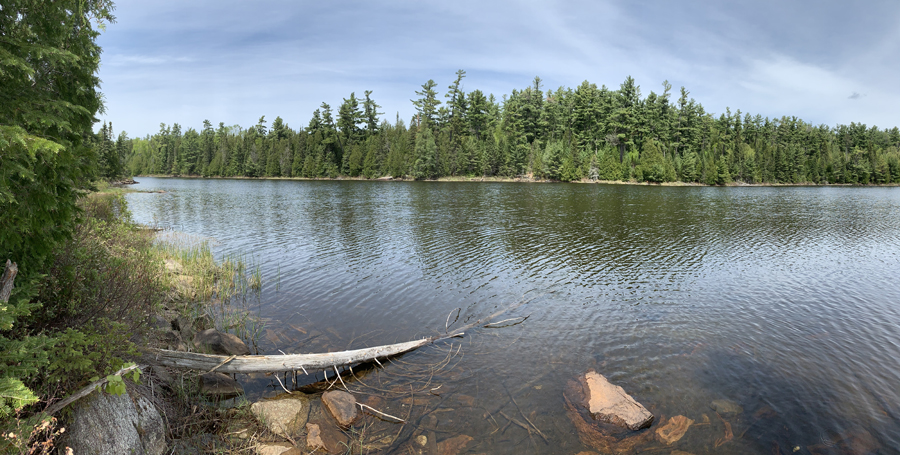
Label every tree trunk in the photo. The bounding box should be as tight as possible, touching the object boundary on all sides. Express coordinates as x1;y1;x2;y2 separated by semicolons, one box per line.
1;259;17;303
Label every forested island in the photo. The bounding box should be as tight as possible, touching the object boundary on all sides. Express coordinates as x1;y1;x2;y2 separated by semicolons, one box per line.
108;71;900;185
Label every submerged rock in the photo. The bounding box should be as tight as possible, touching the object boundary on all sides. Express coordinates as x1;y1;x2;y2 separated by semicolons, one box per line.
577;369;654;430
806;428;880;455
193;328;250;355
199;372;243;397
655;415;694;444
710;399;743;416
322;390;359;428
437;435;473;455
250;395;310;439
563;371;656;453
305;421;348;454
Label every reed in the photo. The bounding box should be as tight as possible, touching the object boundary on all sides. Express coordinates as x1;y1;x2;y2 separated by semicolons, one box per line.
152;231;265;349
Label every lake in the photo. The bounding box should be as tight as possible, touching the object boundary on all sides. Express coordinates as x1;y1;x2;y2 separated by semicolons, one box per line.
127;177;900;454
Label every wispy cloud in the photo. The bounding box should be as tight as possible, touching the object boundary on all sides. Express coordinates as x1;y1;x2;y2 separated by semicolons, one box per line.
105;54;194;66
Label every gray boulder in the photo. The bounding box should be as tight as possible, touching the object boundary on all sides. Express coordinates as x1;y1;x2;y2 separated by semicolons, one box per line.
64;386;166;455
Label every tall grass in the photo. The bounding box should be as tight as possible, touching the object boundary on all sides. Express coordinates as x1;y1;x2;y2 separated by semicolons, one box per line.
152;232;265;350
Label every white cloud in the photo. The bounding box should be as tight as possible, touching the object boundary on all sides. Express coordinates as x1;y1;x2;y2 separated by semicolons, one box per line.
96;1;900;136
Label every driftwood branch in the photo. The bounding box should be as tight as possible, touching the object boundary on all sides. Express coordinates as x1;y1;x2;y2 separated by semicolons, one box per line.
44;364;143;416
1;259;18;303
148;336;449;373
148;293;538;374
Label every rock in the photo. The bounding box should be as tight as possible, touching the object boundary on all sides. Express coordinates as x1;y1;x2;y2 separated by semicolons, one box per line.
416;435;428;447
655;415;694;444
436;434;473;455
578;369;654;430
172;315;195;341
710;399;743;416
150;314;171;331
250;395;310;439
64;386;166;455
806;428;880;455
322;390;359;428
255;442;303;455
306;423;325;450
671;451;696;455
305;421;348;454
455;394;476;407
171;433;218;454
193;328;251;355
199;372;244;397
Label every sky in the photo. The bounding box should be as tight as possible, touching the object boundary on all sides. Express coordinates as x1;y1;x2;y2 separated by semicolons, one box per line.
97;0;900;138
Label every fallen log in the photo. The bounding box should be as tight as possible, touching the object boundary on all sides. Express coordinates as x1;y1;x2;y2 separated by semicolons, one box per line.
147;335;456;374
147;292;539;374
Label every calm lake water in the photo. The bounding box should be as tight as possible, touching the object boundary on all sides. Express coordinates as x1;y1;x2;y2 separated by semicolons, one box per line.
127;177;900;454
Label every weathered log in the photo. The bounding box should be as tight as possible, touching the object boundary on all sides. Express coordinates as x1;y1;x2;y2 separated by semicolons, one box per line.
1;259;17;303
147;336;449;373
147;292;538;374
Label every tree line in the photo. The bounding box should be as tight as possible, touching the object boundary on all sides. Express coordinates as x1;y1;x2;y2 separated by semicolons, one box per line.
115;71;900;185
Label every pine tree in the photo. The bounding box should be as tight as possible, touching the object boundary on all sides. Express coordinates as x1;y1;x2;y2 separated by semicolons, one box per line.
413;127;437;179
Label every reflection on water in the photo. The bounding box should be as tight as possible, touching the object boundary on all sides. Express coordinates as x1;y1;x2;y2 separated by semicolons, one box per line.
128;178;900;453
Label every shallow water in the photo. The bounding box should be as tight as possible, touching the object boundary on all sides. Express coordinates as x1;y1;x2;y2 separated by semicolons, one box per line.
127;178;900;454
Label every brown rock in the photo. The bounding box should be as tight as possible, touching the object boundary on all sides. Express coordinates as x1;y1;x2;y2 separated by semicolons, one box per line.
193;328;251;355
437;435;473;455
709;399;743;416
655;415;693;444
199;372;243;397
577;370;654;430
251;396;310;439
305;422;348;454
255;442;302;455
456;394;476;407
563;391;655;453
322;390;359;428
306;423;324;450
806;428;880;455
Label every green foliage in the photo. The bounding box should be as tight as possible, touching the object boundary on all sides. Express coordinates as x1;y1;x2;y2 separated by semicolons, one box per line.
413;127;437;179
637;140;670;183
1;0;116;431
0;377;38;418
100;365;140;396
117;71;899;186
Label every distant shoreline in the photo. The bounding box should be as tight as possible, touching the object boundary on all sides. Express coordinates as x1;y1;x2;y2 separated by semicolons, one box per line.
133;174;899;187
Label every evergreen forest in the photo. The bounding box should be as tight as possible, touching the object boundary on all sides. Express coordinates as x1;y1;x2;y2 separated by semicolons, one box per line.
117;71;900;185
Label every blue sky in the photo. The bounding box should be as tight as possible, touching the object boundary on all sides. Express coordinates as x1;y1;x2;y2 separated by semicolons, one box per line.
97;0;900;137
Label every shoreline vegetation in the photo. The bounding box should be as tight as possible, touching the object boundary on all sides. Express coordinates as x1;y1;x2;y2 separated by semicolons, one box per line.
131;173;900;187
0;186;266;453
108;72;900;188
